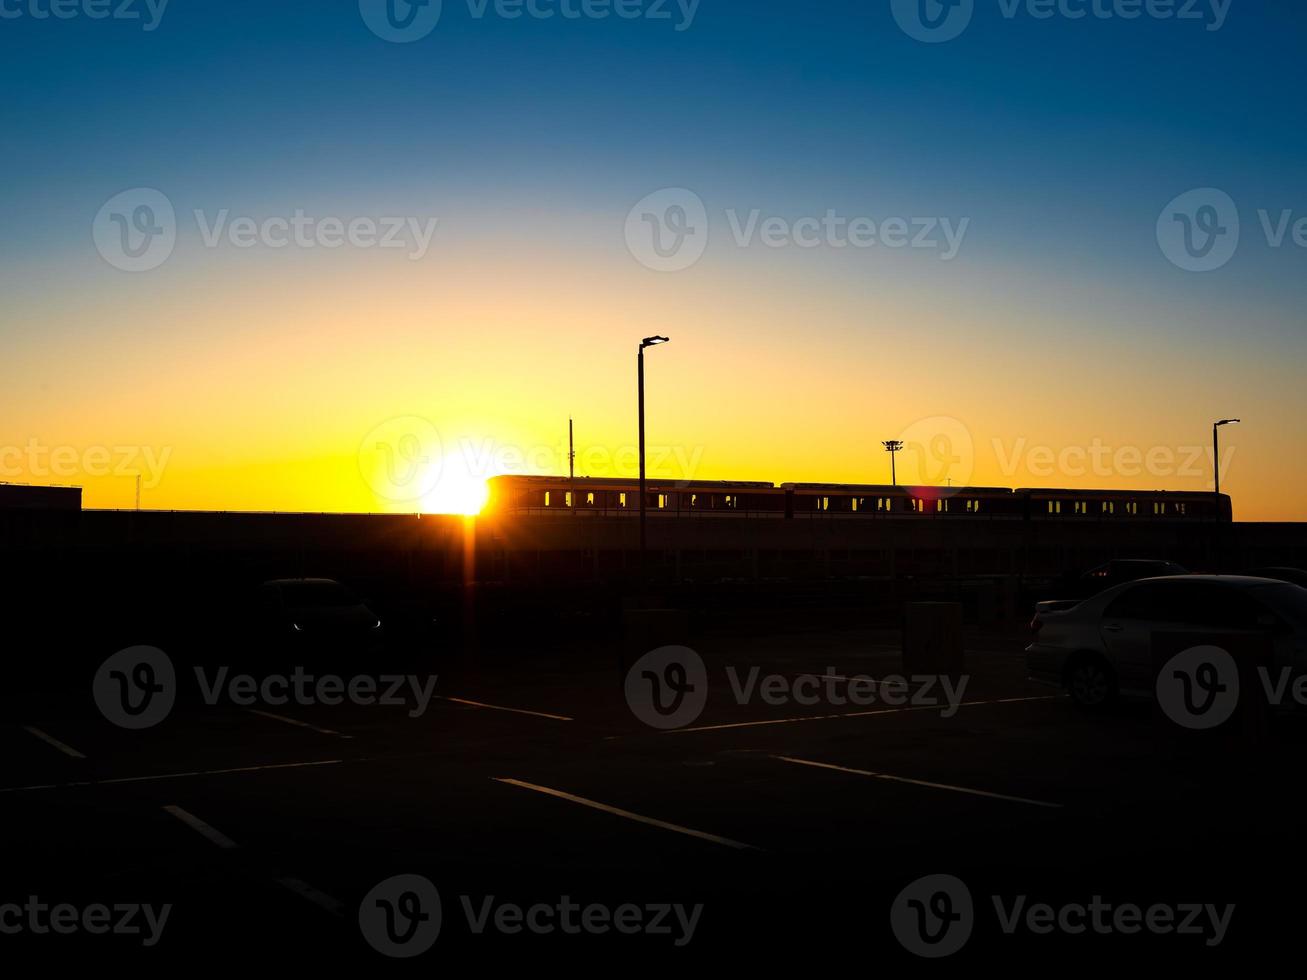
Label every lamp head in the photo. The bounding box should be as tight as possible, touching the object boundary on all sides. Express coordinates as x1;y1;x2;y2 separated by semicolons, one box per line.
1215;418;1241;427
640;336;670;349
882;440;904;452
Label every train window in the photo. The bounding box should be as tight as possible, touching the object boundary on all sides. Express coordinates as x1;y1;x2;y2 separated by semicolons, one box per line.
936;499;949;513
1073;501;1088;515
1152;502;1164;515
565;491;573;507
724;494;738;509
1175;502;1186;515
909;499;922;513
819;497;829;512
964;499;981;513
657;494;667;509
544;491;551;507
1126;501;1138;515
1048;501;1062;514
877;497;889;511
851;497;859;512
586;492;595;506
1102;501;1115;515
619;492;627;508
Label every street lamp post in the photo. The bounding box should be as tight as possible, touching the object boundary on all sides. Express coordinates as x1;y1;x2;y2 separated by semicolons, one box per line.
638;336;670;576
882;440;904;486
1212;419;1239;496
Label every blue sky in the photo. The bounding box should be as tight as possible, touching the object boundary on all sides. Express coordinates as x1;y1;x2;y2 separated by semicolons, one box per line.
5;2;1305;294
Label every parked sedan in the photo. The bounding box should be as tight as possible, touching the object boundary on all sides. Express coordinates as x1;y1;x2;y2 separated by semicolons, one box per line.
1027;575;1307;709
253;578;385;661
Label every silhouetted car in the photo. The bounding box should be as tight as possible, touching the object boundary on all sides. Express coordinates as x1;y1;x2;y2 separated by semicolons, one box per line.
1243;567;1307;589
1027;575;1307;709
255;578;384;660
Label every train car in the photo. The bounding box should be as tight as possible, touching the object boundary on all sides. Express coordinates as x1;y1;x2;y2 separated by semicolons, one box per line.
781;483;1019;519
1018;488;1231;522
487;475;1234;523
485;475;785;517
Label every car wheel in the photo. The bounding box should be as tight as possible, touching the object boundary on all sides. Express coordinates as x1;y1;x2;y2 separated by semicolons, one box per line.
1066;654;1117;710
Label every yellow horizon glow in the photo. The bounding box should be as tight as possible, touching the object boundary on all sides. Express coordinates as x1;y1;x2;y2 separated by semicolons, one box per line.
2;237;1303;521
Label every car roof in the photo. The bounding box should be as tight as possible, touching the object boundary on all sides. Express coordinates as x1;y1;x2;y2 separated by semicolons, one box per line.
1107;559;1181;565
1121;574;1288;588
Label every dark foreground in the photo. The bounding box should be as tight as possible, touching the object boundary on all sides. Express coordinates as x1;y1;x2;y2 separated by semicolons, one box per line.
2;622;1301;967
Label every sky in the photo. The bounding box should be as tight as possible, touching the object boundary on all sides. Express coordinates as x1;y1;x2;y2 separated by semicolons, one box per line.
2;0;1305;518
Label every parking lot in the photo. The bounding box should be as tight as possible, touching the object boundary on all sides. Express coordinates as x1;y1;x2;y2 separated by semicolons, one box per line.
3;622;1300;965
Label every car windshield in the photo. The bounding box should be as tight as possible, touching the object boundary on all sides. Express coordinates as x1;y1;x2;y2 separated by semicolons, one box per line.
1250;584;1307;626
280;582;357;608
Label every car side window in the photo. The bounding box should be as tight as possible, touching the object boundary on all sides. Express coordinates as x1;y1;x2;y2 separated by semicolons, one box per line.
1105;582;1259;628
1180;585;1259;629
1104;583;1166;620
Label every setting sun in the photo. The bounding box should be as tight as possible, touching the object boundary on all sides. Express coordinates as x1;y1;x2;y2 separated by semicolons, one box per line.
423;466;489;516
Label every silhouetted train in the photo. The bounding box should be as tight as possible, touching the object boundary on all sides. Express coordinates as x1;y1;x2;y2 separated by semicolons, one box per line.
486;476;1232;522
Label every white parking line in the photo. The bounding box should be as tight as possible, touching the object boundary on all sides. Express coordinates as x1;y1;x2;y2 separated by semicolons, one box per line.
21;726;87;759
669;695;1061;734
276;877;346;917
442;697;573;722
164;804;242;849
163;806;344;917
494;778;761;851
0;759;344;795
772;756;1063;809
248;709;354;739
